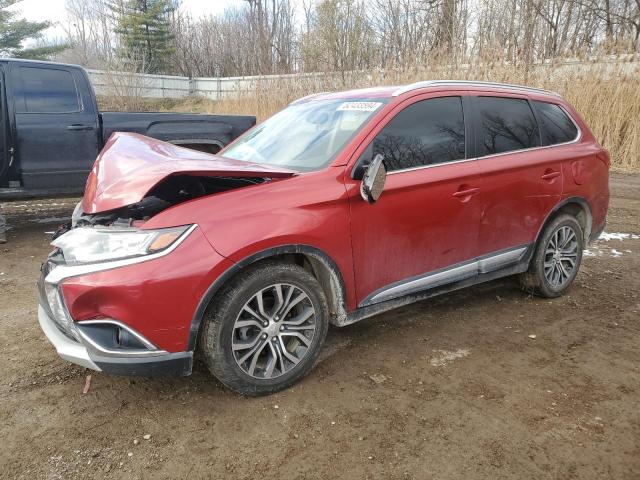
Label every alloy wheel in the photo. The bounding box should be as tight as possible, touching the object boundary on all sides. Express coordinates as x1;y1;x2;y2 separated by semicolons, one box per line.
544;225;579;287
231;283;316;379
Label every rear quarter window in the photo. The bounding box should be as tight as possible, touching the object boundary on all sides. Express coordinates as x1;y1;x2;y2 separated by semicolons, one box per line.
476;96;540;156
532;100;578;145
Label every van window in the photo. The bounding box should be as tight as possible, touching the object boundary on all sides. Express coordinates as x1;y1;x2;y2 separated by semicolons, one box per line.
372;96;465;172
532;101;578;145
476;97;540;156
16;67;80;113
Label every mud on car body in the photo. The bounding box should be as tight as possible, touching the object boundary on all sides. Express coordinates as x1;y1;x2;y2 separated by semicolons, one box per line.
38;81;609;395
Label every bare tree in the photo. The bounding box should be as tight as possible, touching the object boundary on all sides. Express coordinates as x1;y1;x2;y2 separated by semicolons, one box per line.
59;0;116;67
58;0;640;78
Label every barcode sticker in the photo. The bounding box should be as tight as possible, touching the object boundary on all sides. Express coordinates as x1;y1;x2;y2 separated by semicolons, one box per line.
337;102;383;112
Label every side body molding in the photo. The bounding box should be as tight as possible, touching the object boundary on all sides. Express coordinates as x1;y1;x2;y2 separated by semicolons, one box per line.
361;245;529;307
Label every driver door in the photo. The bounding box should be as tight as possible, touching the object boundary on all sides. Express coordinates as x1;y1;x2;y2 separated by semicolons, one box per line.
344;93;483;306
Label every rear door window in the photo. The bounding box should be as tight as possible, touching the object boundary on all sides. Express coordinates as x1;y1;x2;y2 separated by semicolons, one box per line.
475;97;540;156
15;67;80;113
532;100;578;145
372;96;465;172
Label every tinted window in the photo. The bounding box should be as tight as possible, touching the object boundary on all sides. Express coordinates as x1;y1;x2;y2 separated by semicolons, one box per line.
476;97;540;156
372;97;465;171
533;100;578;146
16;67;80;113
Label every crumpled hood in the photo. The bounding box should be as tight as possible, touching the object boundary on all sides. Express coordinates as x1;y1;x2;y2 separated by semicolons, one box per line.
82;132;296;214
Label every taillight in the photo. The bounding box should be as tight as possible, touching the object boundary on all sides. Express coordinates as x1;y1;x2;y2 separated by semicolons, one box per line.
596;149;611;167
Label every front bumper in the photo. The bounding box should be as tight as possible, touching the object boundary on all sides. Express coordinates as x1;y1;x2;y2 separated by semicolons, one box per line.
36;224;228;376
38;304;100;371
38;303;193;376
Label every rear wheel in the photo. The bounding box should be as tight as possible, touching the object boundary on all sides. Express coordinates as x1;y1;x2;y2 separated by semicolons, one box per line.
520;214;583;298
200;261;329;395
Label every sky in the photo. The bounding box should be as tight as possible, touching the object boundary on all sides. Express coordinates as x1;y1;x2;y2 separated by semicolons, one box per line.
9;0;249;42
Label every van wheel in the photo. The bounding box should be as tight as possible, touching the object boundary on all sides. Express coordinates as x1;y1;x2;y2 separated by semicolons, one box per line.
200;261;329;396
520;214;584;298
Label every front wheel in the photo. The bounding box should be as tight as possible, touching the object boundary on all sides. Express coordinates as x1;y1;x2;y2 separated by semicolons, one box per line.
200;261;329;395
520;214;584;298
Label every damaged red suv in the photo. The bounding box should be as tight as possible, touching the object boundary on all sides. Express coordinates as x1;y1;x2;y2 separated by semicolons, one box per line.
38;81;609;395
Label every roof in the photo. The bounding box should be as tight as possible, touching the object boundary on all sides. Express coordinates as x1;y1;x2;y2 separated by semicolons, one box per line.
294;80;560;104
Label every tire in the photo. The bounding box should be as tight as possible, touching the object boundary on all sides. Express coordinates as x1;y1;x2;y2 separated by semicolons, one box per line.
520;214;584;298
199;261;329;396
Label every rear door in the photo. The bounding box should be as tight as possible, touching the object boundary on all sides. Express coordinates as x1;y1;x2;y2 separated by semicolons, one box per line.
9;63;100;190
470;93;563;257
345;93;484;306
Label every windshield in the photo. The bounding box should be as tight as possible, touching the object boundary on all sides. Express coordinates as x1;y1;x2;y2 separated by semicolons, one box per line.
221;98;386;171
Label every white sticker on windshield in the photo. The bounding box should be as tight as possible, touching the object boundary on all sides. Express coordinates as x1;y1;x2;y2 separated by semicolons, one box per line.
337;102;382;112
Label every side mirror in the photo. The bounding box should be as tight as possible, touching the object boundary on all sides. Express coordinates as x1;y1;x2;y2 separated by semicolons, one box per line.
360;154;386;203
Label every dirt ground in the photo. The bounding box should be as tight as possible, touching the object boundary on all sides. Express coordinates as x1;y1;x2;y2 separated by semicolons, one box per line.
1;173;638;480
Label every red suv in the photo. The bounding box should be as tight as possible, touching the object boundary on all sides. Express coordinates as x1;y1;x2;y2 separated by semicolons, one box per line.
38;81;609;395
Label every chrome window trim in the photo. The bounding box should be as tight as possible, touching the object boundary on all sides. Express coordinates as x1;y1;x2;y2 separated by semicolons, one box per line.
45;224;198;284
74;319;168;358
387;156;477;175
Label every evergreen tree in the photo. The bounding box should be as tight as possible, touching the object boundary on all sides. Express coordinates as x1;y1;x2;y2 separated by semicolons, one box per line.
0;0;66;59
112;0;175;73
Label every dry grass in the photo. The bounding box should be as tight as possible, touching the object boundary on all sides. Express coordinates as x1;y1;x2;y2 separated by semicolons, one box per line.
106;57;640;172
97;95;184;112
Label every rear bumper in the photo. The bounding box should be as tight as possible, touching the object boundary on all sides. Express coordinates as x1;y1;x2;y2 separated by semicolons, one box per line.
38;304;193;376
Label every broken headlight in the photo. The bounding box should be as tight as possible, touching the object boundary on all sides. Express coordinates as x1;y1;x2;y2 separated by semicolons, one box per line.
51;225;193;265
43;281;77;338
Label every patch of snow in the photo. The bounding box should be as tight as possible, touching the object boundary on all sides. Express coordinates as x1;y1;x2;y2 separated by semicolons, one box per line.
583;246;624;258
584;236;634;258
430;349;470;367
598;232;640;241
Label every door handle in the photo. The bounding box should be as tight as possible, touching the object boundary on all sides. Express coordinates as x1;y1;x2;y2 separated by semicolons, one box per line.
541;170;560;181
67;124;94;131
453;187;479;198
